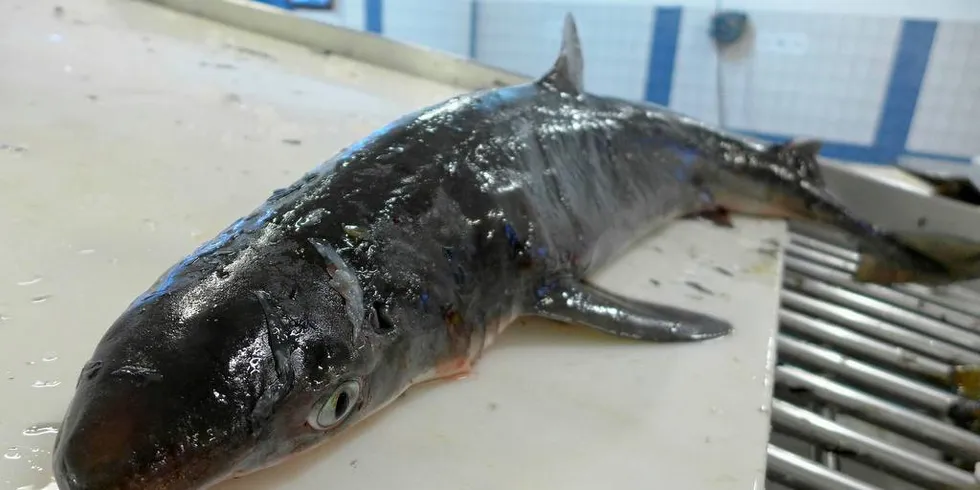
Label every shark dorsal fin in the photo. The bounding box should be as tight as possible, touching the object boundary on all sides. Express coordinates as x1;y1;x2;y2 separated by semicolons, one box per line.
537;13;584;94
782;139;823;158
765;138;825;184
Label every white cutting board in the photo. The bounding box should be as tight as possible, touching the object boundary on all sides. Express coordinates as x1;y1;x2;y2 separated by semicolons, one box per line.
0;1;781;489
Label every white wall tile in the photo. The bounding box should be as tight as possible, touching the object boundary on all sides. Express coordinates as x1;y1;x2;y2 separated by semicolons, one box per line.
383;0;474;58
286;0;980;162
907;21;980;158
670;9;719;124
715;0;980;22
671;9;900;145
474;1;655;100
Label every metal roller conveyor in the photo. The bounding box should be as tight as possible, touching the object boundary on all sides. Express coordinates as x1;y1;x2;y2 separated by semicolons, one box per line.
785;242;860;272
784;255;980;333
897;284;980;320
778;308;952;383
781;289;980;367
771;225;980;489
775;364;980;460
809;405;841;471
776;335;961;415
786;228;980;318
818;406;840;471
770;399;980;488
784;273;980;352
788;234;861;263
766;444;882;490
785;221;856;250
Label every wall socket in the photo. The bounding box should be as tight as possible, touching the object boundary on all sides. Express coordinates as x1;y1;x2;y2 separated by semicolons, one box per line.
756;32;809;55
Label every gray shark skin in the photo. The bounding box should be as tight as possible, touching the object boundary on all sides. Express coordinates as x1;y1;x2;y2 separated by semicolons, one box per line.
52;14;953;490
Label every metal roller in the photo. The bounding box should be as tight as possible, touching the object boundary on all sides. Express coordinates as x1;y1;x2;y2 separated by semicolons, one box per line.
781;289;980;367
772;224;980;488
776;335;960;413
785;242;859;273
770;399;980;489
786;221;856;250
766;444;882;490
788;233;860;263
784;273;980;352
775;364;980;460
784;255;980;334
818;405;840;470
778;308;952;383
894;283;980;319
787;228;980;318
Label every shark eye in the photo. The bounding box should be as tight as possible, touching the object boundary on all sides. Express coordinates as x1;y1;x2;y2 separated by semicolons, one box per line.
308;380;361;430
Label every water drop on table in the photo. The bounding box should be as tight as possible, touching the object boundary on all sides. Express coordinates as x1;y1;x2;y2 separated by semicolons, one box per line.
31;380;60;389
77;248;95;255
30;295;51;304
41;353;58;362
23;424;59;437
4;447;21;460
16;277;42;286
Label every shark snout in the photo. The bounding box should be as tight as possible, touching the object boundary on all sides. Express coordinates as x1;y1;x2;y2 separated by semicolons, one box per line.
52;356;255;490
54;385;151;490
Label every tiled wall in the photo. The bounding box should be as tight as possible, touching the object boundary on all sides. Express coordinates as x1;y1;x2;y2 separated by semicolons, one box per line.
383;0;474;58
261;0;980;165
907;21;980;159
672;11;901;147
475;2;655;101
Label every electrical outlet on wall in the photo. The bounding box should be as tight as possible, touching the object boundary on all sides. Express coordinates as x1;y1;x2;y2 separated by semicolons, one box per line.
756;32;809;55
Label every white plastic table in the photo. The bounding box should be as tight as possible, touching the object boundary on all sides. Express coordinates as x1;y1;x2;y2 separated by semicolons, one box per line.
0;1;782;489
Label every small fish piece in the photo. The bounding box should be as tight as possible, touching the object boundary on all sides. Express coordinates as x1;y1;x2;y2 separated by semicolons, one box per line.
53;14;963;490
953;365;980;400
854;230;980;285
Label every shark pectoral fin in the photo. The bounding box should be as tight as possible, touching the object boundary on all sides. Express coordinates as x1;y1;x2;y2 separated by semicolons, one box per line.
531;278;733;342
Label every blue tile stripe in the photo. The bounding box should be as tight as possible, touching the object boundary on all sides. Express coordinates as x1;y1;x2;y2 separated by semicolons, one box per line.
744;20;943;165
644;7;682;106
251;0;334;8
252;0;292;8
905;151;973;163
365;0;383;34
641;11;967;165
875;20;937;163
249;0;967;165
469;0;479;59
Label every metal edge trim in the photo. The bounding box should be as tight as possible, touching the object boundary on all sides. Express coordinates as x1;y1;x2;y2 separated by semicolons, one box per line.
139;0;532;90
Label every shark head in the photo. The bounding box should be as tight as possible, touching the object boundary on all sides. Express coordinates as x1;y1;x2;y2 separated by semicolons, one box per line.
51;233;402;490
